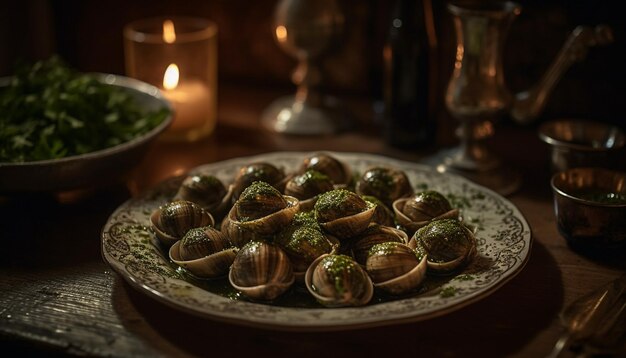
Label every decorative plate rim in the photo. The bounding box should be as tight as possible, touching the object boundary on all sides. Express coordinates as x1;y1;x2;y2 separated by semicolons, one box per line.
101;151;532;331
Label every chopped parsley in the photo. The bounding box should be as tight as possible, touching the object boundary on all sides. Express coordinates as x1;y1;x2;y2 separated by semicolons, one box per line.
0;56;169;162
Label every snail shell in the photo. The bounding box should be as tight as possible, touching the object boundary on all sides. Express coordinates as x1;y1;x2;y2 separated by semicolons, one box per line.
169;226;238;279
235;181;288;221
314;189;375;240
231;162;288;201
228;182;300;236
350;224;408;266
222;187;314;248
393;190;459;235
275;225;339;280
284;169;334;211
305;254;373;307
365;241;427;295
220;214;260;248
173;174;230;219
408;218;476;275
300;153;352;188
356;166;413;208
151;200;215;246
361;195;395;227
228;240;295;300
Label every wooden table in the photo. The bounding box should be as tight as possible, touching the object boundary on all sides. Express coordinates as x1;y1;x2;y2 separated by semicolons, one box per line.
1;86;624;357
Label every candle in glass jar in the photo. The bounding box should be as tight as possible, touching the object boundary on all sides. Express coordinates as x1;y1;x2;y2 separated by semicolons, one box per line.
162;63;213;137
124;17;218;142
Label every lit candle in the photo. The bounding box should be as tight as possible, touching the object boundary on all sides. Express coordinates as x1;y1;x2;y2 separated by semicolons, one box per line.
162;63;212;136
124;17;218;141
163;19;176;43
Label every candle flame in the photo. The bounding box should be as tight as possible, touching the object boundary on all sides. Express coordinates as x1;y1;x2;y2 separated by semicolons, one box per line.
163;63;179;90
275;25;287;42
163;20;176;43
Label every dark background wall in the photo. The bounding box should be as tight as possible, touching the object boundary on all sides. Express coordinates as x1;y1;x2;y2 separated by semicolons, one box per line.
1;0;624;131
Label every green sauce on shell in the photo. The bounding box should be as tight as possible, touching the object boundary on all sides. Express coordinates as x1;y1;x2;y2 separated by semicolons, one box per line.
368;241;402;256
239;181;282;202
292;211;318;227
181;226;211;246
314;189;366;222
295;169;332;186
415;219;471;263
361;195;384;211
285;226;330;260
417;218;467;244
320;255;356;273
319;254;358;295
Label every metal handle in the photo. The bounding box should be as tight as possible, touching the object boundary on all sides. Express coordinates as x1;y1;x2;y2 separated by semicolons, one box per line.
547;274;626;357
512;25;614;124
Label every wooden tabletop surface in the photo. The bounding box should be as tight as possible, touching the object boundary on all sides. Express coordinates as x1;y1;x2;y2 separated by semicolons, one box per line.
1;85;625;357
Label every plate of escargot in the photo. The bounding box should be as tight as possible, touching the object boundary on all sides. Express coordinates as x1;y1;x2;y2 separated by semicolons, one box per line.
101;151;531;330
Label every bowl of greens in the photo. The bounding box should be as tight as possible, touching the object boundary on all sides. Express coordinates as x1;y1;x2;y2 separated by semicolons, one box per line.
0;57;172;193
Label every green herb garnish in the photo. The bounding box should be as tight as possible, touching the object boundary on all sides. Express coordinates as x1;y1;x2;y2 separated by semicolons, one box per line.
0;56;169;163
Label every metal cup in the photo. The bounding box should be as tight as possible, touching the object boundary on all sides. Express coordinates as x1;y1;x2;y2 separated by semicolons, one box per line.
539;119;625;173
551;167;626;251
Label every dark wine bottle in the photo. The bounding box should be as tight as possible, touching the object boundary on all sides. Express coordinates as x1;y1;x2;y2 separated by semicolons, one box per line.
383;0;437;149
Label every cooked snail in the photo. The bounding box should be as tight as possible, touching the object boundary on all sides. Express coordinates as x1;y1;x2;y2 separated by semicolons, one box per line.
393;190;459;235
365;241;427;295
409;218;476;275
356;166;413;207
300;153;351;188
305;254;373;307
151;200;215;246
361;195;395;227
275;225;338;279
314;189;375;240
350;224;408;266
228;240;295;300
173;174;229;215
284;169;334;211
228;181;299;236
169;226;238;279
231;162;287;201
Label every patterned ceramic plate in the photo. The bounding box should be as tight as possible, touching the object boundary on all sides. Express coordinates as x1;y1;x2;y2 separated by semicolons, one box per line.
101;151;532;330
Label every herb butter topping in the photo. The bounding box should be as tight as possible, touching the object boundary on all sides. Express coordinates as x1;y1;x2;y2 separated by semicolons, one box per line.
181;226;212;246
240;181;282;202
292;211;319;228
368;241;407;257
417;218;467;243
285;226;331;260
295;169;332;186
314;189;366;222
415;219;473;263
318;254;359;295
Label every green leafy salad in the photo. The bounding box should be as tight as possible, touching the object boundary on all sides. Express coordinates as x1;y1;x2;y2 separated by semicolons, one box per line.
0;57;170;163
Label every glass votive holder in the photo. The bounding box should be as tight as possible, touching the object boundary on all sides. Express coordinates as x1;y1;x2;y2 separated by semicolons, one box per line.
124;17;217;142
